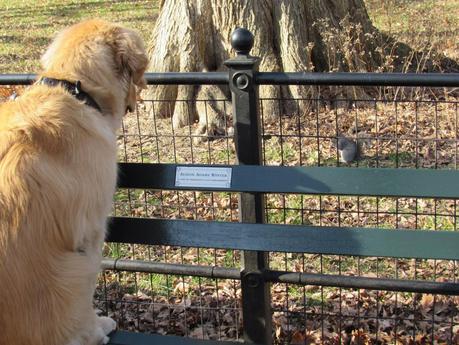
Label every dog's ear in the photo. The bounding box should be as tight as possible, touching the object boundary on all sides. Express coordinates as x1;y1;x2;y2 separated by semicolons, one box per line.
113;28;149;89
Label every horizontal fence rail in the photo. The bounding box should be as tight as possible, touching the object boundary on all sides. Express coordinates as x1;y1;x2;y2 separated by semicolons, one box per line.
101;258;459;295
1;72;459;86
102;258;241;280
144;72;229;84
0;74;37;85
255;72;459;87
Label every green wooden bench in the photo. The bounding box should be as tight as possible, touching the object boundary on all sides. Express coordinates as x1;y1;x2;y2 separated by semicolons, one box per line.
105;163;459;344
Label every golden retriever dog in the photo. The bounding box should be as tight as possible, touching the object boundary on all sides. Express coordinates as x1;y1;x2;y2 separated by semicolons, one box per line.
0;19;148;345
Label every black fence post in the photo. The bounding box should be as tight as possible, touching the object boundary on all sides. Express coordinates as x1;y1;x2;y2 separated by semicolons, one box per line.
224;29;272;345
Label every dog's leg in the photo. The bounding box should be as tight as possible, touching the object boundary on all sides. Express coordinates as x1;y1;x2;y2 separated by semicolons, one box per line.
56;251;116;345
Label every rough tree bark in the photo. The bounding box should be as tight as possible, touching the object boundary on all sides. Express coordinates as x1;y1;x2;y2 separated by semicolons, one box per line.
145;0;456;135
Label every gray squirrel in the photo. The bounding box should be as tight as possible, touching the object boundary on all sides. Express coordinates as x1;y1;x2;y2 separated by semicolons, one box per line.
336;133;372;163
337;135;358;163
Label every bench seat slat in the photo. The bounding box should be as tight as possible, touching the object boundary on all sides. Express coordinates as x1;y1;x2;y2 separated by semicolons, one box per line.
107;217;459;260
117;163;459;199
108;331;243;345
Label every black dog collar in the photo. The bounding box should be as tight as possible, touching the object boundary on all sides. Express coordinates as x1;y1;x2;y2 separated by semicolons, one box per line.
39;77;102;113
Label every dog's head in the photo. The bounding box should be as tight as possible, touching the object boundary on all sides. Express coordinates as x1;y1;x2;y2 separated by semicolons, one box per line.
41;19;149;115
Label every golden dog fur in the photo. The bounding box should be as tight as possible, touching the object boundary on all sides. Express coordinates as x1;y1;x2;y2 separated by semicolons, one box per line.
0;19;148;345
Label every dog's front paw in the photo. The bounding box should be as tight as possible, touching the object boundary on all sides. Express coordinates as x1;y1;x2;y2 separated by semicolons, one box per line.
98;316;117;335
94;316;116;344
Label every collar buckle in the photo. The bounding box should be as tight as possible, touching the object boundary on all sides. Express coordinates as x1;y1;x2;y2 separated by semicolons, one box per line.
38;77;102;113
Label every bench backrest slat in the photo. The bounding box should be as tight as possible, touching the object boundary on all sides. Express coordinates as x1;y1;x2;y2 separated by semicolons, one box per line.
107;217;459;260
118;163;459;199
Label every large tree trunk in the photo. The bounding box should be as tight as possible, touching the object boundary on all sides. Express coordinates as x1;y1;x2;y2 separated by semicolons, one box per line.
145;0;457;135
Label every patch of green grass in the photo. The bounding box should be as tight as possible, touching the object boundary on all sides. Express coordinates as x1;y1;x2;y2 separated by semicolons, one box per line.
213;147;235;164
139;273;170;295
1;0;457;73
263;138;297;165
418;214;456;230
364;0;459;60
0;0;158;73
365;0;458;33
387;151;414;164
104;242;131;258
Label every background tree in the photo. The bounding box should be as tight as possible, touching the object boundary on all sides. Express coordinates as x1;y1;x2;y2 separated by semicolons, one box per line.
145;0;457;136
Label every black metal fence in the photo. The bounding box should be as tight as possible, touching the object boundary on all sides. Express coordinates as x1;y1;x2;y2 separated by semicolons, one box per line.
2;29;459;345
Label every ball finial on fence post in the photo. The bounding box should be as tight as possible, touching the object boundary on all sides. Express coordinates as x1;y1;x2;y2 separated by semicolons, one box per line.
231;28;254;56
